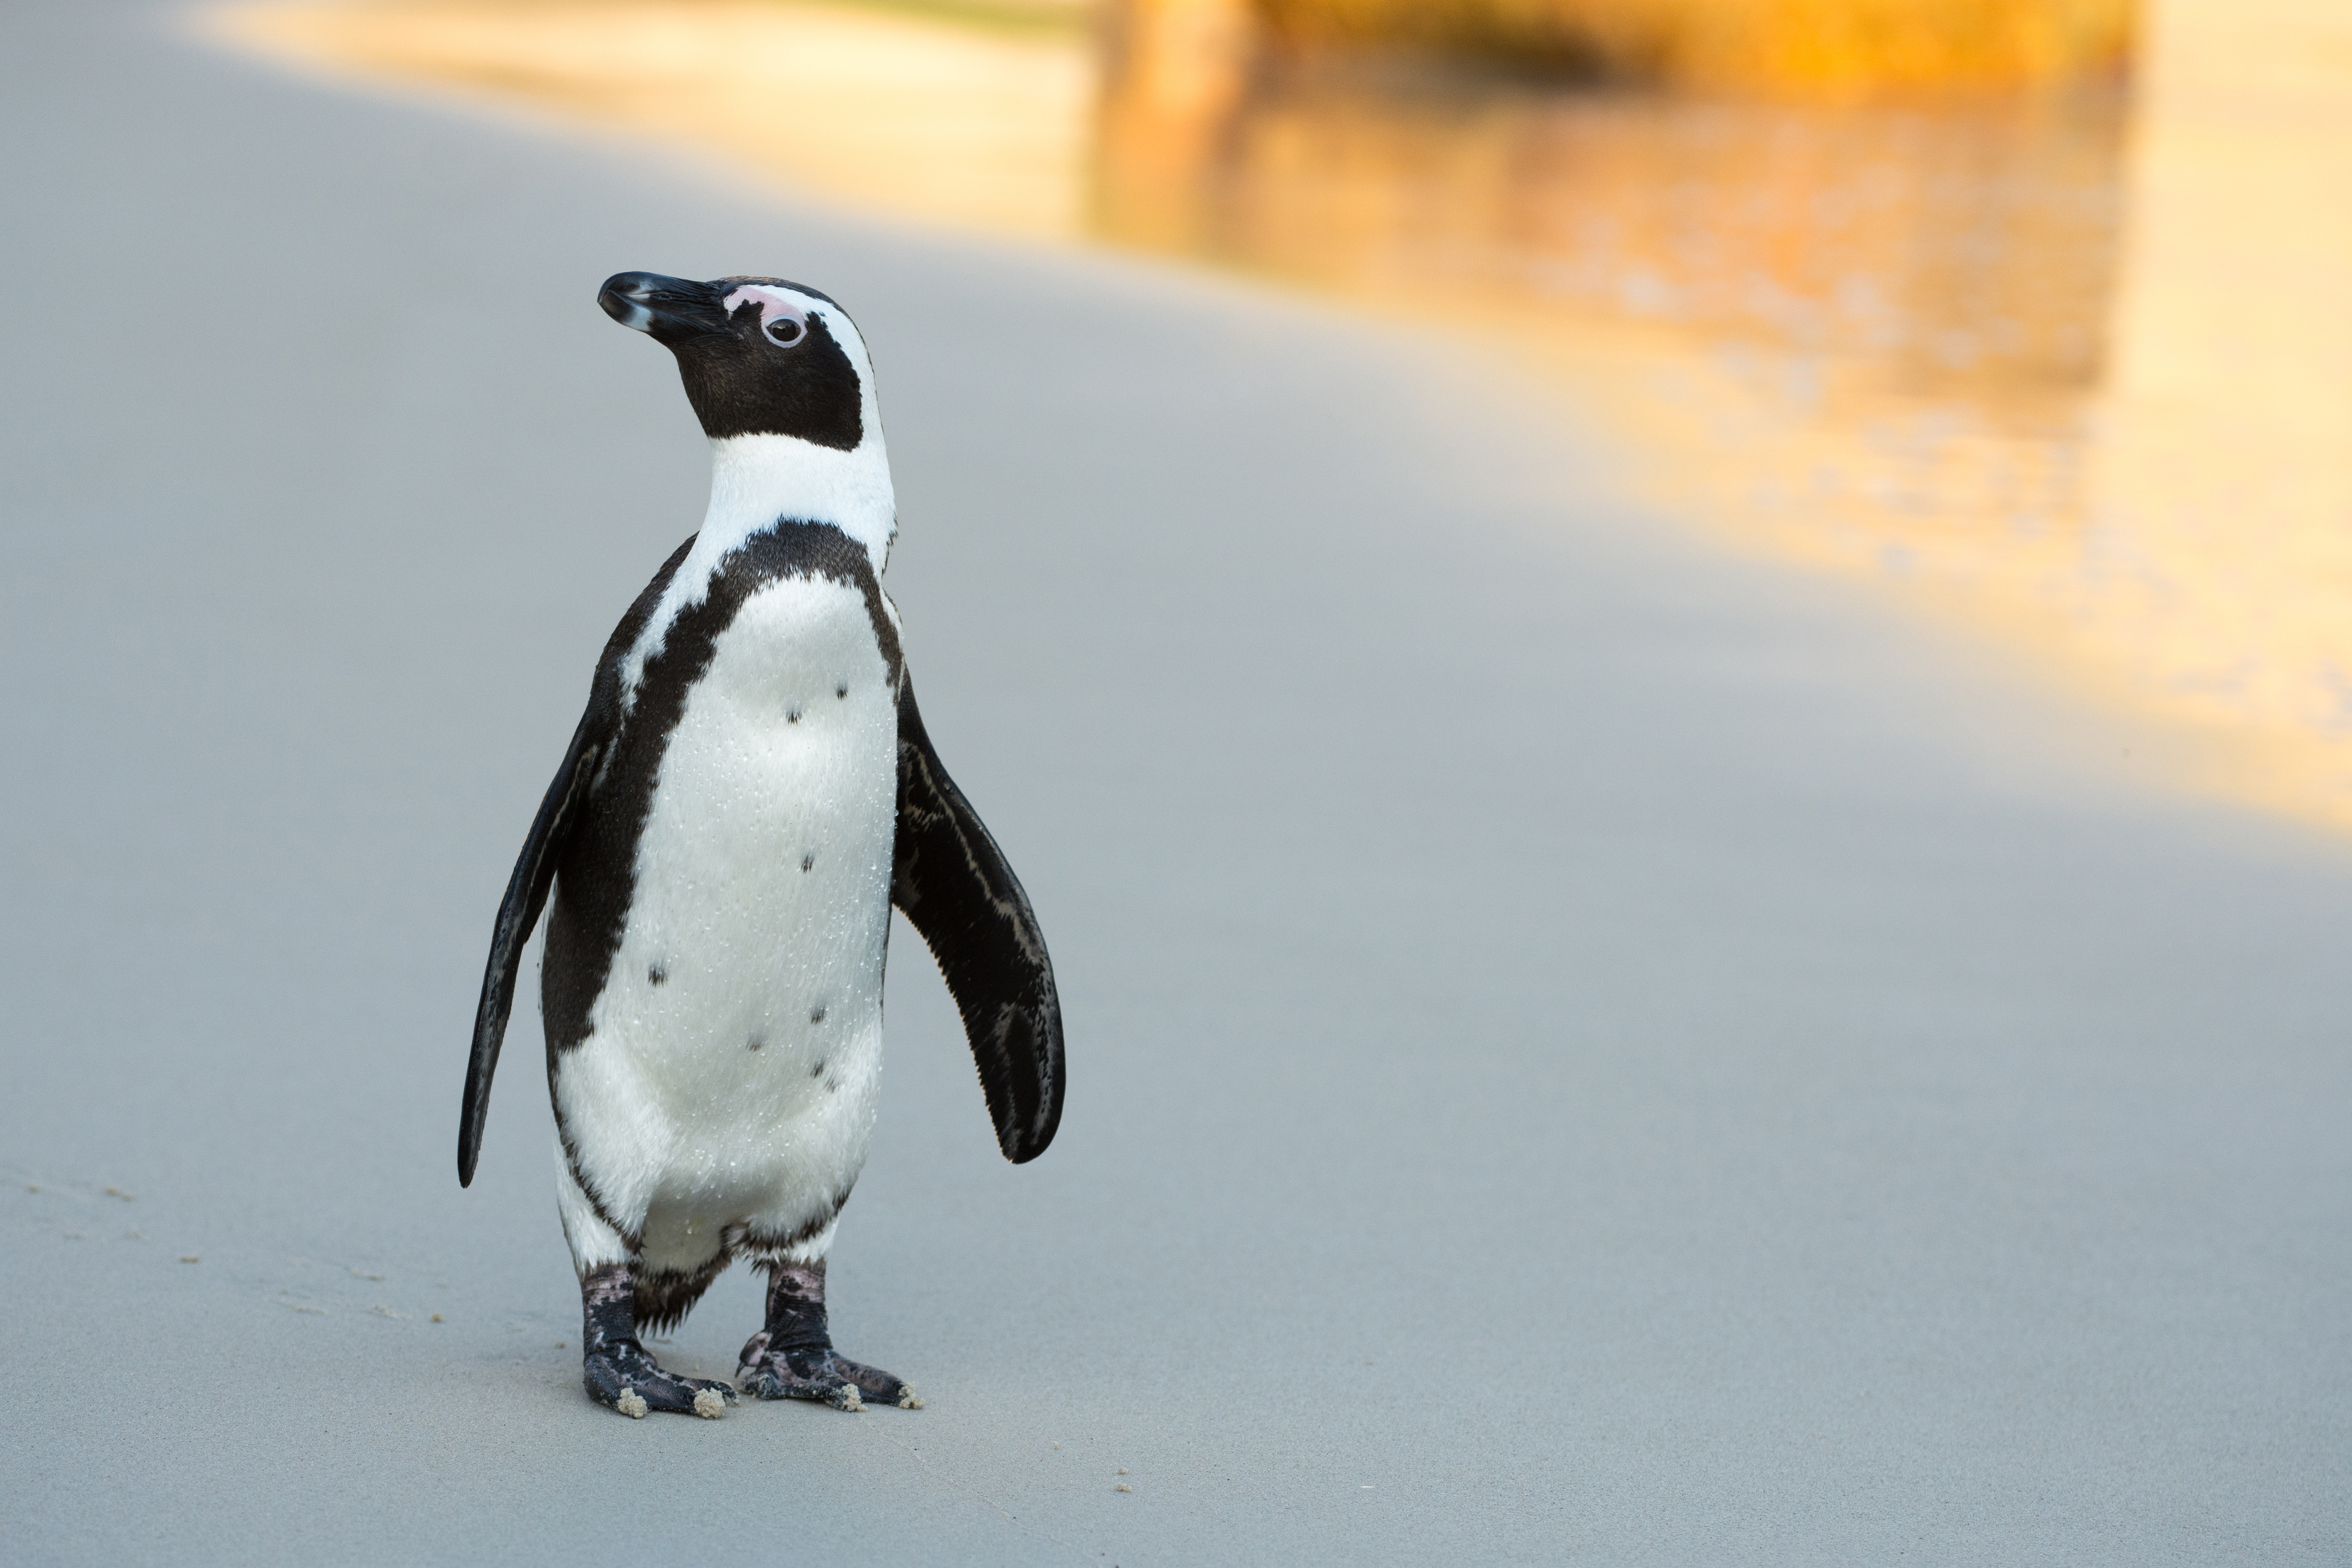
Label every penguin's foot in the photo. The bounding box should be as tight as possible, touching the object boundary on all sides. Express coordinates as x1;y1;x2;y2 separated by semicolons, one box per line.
740;1257;923;1410
736;1332;921;1411
576;1261;734;1419
584;1339;738;1420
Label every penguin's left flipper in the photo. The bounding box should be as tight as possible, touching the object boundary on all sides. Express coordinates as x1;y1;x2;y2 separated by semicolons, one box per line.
890;679;1066;1164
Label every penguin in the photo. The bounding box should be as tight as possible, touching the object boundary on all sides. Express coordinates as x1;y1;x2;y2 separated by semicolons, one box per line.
457;272;1064;1419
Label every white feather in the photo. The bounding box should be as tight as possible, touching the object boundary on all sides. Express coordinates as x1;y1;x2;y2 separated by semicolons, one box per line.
559;573;899;1274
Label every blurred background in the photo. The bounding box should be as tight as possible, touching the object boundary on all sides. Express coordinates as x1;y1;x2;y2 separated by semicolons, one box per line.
222;0;2352;835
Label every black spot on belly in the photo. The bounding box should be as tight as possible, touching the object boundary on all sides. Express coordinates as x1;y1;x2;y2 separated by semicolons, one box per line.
809;1058;825;1078
748;1034;765;1052
825;1077;840;1093
810;1006;827;1024
787;705;802;723
800;852;815;872
836;683;848;699
648;963;668;985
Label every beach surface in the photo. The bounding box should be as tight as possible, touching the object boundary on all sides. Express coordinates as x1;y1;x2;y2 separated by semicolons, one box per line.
3;3;2348;1562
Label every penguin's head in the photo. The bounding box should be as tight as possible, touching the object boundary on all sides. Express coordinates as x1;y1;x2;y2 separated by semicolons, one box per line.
597;272;871;451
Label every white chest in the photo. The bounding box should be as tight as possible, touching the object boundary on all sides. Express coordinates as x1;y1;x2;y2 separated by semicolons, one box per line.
555;572;900;1223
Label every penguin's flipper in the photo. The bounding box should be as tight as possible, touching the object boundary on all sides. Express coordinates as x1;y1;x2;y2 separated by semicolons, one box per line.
459;701;610;1187
891;679;1065;1164
460;535;696;1189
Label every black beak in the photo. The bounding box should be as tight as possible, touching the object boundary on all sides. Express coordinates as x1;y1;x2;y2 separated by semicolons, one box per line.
597;272;728;345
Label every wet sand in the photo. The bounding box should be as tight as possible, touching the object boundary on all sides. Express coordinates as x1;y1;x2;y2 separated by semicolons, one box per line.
3;1;2349;1562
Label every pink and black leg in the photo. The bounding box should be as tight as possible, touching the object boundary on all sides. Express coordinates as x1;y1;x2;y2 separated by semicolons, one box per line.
579;1264;737;1419
737;1260;923;1411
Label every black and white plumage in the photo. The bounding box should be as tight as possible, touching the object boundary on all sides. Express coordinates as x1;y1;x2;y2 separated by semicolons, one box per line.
459;272;1064;1419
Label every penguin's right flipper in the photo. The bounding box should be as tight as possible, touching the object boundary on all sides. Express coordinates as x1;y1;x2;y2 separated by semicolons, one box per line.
458;700;611;1187
459;534;696;1189
891;679;1066;1165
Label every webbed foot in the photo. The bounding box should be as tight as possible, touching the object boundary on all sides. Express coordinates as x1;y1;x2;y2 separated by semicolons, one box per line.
741;1257;923;1412
586;1341;737;1419
738;1332;922;1410
577;1260;735;1419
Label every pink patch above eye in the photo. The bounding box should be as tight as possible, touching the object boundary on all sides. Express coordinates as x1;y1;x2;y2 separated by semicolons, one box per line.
721;284;809;344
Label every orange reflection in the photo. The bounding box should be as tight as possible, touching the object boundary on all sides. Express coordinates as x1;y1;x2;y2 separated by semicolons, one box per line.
1093;0;2352;828
1252;0;2134;96
219;0;2352;828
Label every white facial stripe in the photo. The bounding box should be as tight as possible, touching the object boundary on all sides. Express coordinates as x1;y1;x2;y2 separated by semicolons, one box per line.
721;284;810;345
613;297;655;333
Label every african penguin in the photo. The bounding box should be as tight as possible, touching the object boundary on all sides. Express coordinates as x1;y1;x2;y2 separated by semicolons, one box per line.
460;272;1064;1419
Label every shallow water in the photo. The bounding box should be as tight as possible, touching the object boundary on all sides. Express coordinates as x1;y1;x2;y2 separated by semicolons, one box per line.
223;0;2352;828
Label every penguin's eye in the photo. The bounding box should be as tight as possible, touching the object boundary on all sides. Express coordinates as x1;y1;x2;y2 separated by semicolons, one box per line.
720;284;811;351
